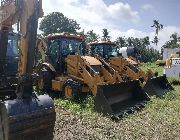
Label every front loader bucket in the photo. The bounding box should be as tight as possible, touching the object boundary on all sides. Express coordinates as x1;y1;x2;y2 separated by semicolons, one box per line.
0;94;56;140
144;74;174;97
94;80;149;118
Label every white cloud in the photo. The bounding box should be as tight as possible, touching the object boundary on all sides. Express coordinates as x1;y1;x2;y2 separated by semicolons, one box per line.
41;0;140;41
43;0;140;27
108;2;140;23
142;4;153;11
151;26;180;50
41;1;180;51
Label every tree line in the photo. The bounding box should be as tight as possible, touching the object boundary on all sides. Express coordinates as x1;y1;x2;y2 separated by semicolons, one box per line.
39;12;180;62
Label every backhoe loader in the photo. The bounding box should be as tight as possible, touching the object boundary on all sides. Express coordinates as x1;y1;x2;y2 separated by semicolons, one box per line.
36;32;149;118
0;0;55;140
88;41;173;97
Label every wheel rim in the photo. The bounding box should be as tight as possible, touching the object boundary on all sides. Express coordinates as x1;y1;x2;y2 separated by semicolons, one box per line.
64;85;73;99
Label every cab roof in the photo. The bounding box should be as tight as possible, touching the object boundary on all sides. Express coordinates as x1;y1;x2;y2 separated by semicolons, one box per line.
88;40;116;46
46;32;85;41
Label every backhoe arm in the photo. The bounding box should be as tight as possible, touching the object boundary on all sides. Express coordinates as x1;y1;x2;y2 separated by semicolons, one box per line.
0;0;43;97
95;55;123;83
0;1;56;140
17;0;43;97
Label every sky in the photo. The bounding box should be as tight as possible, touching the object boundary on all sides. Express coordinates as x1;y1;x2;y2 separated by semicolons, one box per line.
42;0;180;50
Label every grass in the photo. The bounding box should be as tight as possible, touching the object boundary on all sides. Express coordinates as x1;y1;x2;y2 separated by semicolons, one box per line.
54;95;95;113
140;62;164;75
54;63;180;140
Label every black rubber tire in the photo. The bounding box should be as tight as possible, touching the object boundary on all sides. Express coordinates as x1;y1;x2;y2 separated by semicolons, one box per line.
62;79;81;100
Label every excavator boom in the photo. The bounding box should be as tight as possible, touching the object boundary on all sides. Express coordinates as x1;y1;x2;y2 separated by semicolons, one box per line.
0;0;55;139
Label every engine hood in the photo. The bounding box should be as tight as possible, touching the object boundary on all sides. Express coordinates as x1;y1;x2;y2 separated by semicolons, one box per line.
81;56;102;66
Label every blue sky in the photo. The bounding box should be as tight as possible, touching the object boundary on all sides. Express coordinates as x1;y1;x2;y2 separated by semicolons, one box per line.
42;0;180;50
103;0;180;31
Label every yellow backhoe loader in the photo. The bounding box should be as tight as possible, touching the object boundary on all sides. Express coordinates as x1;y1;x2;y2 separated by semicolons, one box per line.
88;41;173;97
0;0;55;140
36;32;149;118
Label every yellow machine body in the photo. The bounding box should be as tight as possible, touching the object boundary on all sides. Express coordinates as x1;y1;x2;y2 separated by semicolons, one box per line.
36;33;150;118
0;1;55;139
88;41;173;97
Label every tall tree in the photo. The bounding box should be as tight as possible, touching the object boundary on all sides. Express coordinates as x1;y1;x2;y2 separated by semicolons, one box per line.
170;32;179;44
162;32;180;49
151;20;163;35
116;36;126;47
116;36;160;62
127;37;134;46
142;36;150;47
152;36;159;46
85;30;99;43
39;12;81;36
151;20;163;46
102;28;110;41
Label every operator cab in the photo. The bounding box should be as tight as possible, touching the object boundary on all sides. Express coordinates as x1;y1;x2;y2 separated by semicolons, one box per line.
46;34;86;73
89;42;119;59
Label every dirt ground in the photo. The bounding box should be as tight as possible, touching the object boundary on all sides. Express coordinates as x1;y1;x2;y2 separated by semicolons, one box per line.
53;97;180;140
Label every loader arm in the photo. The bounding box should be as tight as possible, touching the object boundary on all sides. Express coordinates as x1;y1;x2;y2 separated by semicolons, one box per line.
66;55;103;96
106;47;173;97
88;42;148;83
89;41;173;96
109;57;148;83
94;55;123;83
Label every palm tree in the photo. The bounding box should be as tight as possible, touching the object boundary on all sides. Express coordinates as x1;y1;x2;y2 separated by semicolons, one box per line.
127;37;134;46
116;36;126;47
170;32;178;44
102;28;110;41
151;20;163;46
152;36;159;46
151;20;163;35
142;36;150;47
85;30;99;43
